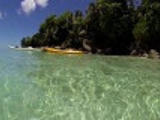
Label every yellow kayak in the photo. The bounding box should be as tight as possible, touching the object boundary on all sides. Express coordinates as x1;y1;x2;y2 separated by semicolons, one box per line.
43;47;85;54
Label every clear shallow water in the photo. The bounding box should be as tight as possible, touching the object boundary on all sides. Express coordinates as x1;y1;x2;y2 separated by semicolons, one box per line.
0;48;160;120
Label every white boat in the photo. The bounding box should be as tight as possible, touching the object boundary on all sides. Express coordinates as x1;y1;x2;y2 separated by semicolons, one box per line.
8;45;15;49
15;47;34;51
8;45;34;51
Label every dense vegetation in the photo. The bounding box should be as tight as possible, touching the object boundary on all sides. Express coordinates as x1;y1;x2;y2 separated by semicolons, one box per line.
21;0;160;55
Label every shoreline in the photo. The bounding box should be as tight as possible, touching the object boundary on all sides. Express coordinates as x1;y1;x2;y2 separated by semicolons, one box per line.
8;45;160;60
24;46;160;60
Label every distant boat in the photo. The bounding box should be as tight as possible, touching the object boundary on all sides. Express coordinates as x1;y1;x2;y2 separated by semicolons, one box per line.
8;45;16;49
8;45;34;51
15;47;34;51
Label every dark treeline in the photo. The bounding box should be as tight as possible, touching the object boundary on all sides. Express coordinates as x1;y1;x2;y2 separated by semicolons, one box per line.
21;0;160;55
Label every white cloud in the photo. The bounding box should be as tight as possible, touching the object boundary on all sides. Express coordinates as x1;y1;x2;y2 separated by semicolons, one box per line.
21;0;36;14
35;0;49;7
21;0;49;14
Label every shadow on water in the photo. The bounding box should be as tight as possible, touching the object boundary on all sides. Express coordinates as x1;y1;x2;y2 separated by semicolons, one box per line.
0;49;160;120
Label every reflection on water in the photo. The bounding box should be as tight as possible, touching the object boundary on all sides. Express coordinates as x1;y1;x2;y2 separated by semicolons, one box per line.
0;48;160;120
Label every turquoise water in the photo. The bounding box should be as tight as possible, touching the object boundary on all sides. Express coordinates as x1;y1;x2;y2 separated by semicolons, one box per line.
0;48;160;120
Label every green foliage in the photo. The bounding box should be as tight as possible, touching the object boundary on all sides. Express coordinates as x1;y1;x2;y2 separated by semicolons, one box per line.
66;10;86;49
133;17;149;50
86;0;134;54
21;0;160;54
21;37;32;47
133;0;160;51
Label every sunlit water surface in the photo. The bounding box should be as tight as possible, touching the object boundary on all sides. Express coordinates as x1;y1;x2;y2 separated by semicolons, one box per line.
0;48;160;120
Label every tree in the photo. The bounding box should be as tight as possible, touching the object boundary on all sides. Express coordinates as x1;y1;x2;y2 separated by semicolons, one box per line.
39;15;57;46
65;10;86;49
85;0;134;54
21;37;32;47
133;0;160;52
55;11;73;47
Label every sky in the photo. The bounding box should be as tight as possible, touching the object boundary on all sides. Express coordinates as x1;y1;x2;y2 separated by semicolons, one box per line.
0;0;94;46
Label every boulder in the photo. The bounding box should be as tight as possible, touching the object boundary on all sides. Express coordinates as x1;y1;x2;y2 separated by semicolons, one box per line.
148;49;160;59
82;39;92;52
142;53;149;58
130;49;138;56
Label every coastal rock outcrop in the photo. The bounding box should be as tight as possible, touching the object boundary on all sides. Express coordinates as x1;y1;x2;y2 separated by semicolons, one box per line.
148;49;160;59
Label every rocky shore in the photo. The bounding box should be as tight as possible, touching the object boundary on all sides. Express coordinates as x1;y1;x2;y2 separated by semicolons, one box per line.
130;49;160;59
